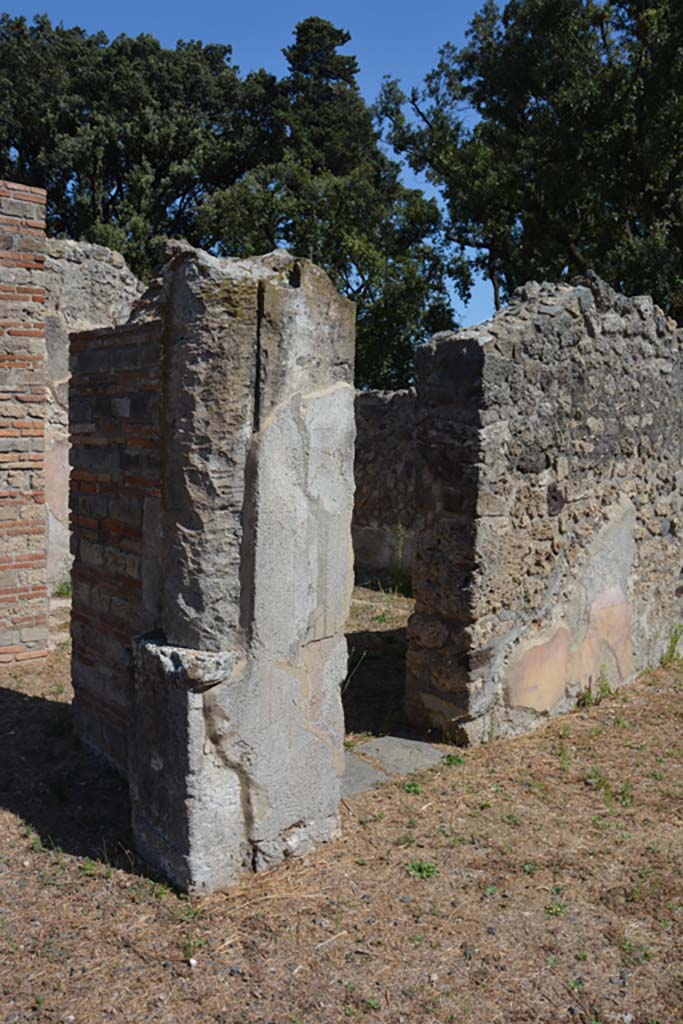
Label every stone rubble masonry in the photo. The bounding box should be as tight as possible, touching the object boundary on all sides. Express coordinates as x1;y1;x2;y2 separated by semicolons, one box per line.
70;245;356;891
0;181;49;665
352;389;418;578
44;239;143;587
408;274;683;743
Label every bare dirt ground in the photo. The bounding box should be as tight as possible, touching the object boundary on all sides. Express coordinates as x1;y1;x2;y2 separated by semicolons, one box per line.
1;586;682;1024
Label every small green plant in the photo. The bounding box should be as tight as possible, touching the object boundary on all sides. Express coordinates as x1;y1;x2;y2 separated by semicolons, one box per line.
179;900;205;923
484;885;498;898
0;915;17;953
364;998;380;1011
522;862;536;876
586;765;609;791
661;624;683;667
557;738;570;772
24;826;43;853
150;881;172;900
578;665;613;707
52;579;71;598
403;781;422;795
501;812;520;827
79;857;97;877
617;782;634;807
182;932;206;961
408;860;437;880
545;899;567;917
442;752;465;767
622;939;653;963
596;666;612;702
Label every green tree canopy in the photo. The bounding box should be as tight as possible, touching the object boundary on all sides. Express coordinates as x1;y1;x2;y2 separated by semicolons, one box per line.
380;0;683;321
199;16;460;387
0;14;458;386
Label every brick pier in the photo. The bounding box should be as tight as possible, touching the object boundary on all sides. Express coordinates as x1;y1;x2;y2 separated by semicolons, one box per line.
0;181;48;665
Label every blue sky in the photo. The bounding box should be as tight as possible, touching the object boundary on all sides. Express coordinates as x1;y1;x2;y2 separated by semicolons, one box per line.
3;0;494;323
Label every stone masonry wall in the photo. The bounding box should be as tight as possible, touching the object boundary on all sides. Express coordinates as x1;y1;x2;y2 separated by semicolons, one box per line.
70;246;355;890
44;240;143;587
353;389;418;577
408;275;683;742
0;181;48;666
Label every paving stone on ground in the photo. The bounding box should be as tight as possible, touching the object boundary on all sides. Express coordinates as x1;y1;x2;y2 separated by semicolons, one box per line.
341;751;390;797
353;735;444;776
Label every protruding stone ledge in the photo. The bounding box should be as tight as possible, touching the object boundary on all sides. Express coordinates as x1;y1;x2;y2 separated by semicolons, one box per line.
129;634;251;892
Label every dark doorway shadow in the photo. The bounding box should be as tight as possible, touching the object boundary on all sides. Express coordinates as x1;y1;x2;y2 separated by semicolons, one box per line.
0;685;139;872
343;627;408;736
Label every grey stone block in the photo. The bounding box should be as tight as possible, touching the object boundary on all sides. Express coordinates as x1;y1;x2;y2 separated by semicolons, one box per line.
354;736;444;776
341;752;390;797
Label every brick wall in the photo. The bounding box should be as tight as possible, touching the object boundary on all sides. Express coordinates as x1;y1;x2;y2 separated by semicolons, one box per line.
69;319;163;770
0;181;48;665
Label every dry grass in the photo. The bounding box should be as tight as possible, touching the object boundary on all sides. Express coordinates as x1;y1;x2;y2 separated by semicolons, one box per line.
1;590;683;1023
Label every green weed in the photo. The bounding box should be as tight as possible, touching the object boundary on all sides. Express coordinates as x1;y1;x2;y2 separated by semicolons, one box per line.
661;624;683;667
408;860;437;880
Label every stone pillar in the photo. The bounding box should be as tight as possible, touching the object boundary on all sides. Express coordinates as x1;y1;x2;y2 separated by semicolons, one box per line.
127;248;356;891
405;336;483;739
0;181;48;665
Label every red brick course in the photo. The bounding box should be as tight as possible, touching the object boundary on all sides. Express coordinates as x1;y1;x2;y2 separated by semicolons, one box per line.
0;181;48;662
70;318;163;769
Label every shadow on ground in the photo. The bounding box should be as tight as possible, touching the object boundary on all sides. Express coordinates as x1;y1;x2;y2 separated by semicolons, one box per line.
342;626;408;735
0;685;138;872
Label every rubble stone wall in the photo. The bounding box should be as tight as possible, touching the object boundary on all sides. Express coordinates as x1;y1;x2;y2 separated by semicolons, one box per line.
0;181;48;665
353;389;418;577
44;239;143;587
408;275;683;742
70;246;355;891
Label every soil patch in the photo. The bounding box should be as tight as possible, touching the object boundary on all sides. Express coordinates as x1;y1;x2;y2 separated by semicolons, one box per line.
1;593;682;1023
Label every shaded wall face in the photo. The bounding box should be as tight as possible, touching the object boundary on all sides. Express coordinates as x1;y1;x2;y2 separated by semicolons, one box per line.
70;247;356;891
0;181;48;665
69;320;163;770
409;276;683;742
352;390;418;577
44;240;144;588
